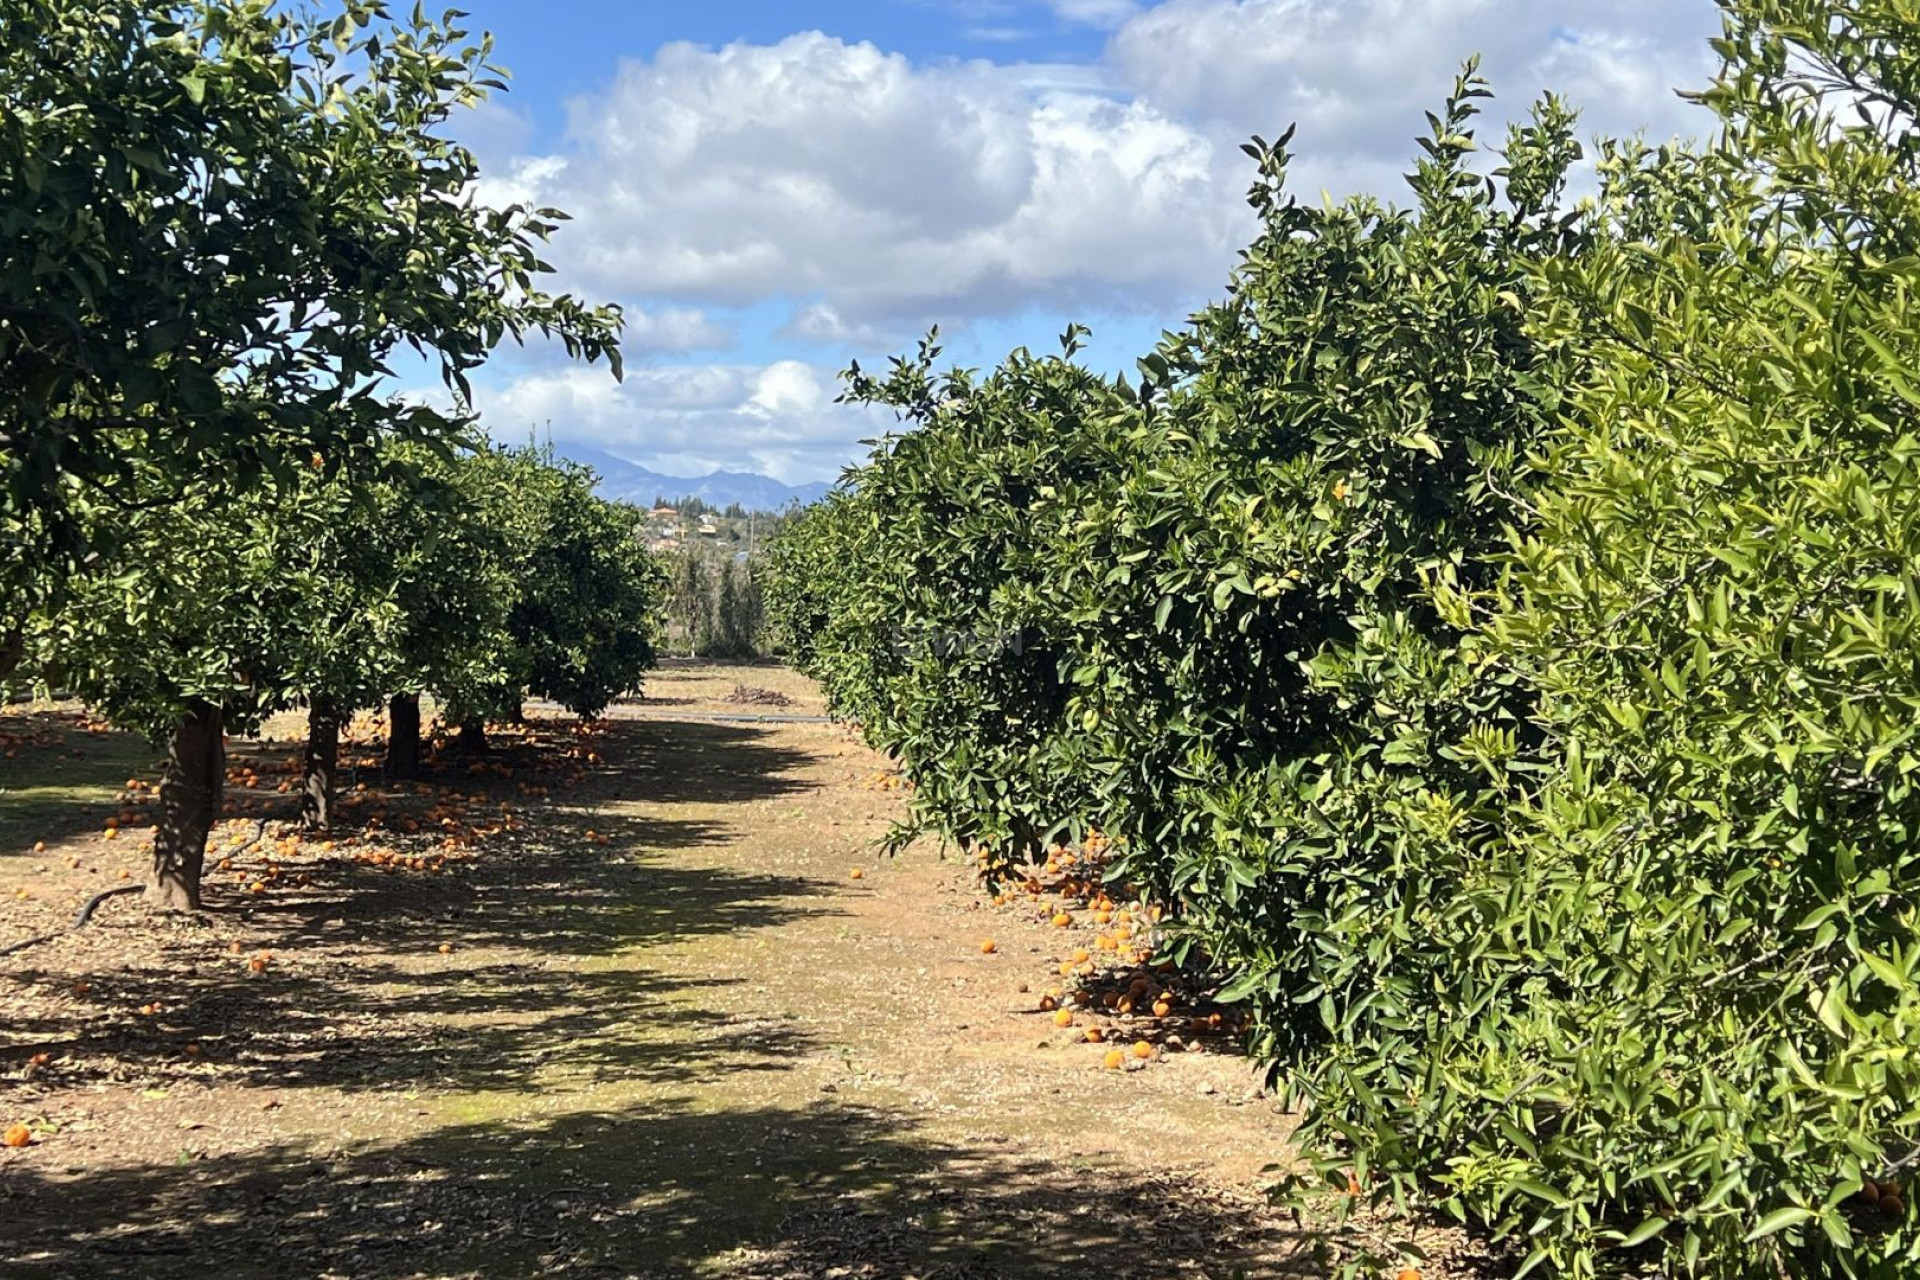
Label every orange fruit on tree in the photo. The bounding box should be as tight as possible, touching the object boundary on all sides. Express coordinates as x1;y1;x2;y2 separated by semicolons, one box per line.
3;1124;30;1148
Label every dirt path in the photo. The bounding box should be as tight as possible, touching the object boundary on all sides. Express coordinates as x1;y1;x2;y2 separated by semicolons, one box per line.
1;665;1335;1278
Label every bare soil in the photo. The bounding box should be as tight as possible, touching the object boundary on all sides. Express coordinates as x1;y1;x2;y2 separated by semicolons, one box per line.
1;663;1489;1279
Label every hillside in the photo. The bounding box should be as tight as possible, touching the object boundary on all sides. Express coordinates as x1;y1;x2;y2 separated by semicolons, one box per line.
557;444;833;513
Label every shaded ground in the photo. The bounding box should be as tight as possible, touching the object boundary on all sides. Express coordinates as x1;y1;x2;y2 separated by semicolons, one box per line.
1;664;1480;1278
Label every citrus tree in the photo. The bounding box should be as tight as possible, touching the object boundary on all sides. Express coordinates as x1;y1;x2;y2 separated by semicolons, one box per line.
817;328;1139;862
3;0;626;906
0;0;620;649
436;446;665;742
1350;3;1920;1271
31;478;365;907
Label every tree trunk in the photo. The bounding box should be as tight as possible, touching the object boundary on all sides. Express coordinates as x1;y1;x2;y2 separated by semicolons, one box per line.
301;698;342;831
386;693;421;780
456;719;488;754
150;700;223;912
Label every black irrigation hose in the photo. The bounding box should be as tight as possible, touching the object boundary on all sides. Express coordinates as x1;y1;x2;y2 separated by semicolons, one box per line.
0;819;269;959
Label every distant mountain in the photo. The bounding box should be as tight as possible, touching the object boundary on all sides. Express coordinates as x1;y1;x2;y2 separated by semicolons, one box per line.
555;444;834;512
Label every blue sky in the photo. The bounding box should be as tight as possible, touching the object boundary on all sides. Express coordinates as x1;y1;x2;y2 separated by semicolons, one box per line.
429;0;1727;484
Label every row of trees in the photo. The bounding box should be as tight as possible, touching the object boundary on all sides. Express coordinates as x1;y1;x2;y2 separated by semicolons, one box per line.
664;543;768;659
1;1;661;909
768;2;1920;1275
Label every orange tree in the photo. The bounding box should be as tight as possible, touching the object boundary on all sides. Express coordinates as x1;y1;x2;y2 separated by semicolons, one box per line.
431;444;665;744
1;0;623;906
286;441;663;824
0;0;621;634
773;3;1920;1274
771;328;1138;862
30;472;373;906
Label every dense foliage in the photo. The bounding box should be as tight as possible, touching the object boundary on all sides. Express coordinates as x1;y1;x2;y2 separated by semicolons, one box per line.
0;0;620;635
768;2;1920;1274
1;0;655;910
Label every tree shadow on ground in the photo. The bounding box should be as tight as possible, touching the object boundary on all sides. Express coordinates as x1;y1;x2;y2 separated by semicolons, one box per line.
2;714;841;1097
2;1099;1330;1279
0;711;164;850
565;717;819;808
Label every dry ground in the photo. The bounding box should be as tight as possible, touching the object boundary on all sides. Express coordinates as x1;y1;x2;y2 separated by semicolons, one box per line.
1;663;1489;1279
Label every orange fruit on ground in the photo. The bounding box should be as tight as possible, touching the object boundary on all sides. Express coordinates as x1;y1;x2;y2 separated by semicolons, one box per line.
32;841;45;854
1038;996;1058;1012
1052;1009;1074;1028
1051;912;1072;927
1130;1040;1153;1060
1153;998;1174;1017
1103;1049;1124;1070
185;1044;200;1056
438;943;454;955
850;868;864;880
1084;1028;1104;1043
979;940;996;954
247;957;267;974
3;1124;30;1148
1396;1271;1422;1280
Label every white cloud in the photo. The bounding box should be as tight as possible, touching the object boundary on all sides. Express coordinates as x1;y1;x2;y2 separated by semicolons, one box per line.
444;2;1734;482
1049;0;1143;28
1106;0;1722;155
483;7;1725;353
617;306;734;354
486;33;1247;333
473;361;890;484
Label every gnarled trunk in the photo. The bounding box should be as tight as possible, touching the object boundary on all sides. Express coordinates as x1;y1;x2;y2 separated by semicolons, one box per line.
385;693;421;780
301;698;342;831
151;700;224;912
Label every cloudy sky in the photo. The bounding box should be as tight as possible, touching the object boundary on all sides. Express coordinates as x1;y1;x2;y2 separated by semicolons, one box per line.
437;0;1729;484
